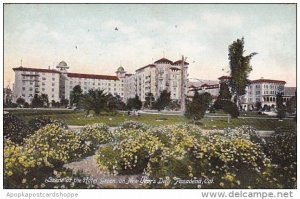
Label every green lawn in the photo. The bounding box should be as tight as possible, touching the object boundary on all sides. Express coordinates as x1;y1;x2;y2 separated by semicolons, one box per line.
7;109;296;130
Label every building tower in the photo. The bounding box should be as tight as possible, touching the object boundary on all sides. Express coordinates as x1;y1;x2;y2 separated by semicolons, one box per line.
56;61;69;102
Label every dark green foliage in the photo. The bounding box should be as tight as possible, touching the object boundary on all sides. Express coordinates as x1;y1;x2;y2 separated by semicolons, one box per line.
153;90;171;111
31;94;49;108
228;37;257;105
107;94;126;112
3;113;32;144
222;100;239;118
16;97;25;107
255;101;262;111
286;95;296;113
80;89;108;115
219;82;232;100
185;92;212;121
276;93;286;119
261;127;297;188
28;116;67;131
70;85;83;106
60;98;69;108
126;94;142;110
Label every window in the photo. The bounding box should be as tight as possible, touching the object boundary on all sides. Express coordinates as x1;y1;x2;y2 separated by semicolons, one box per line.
52;83;55;86
42;77;46;80
52;88;54;92
42;88;45;91
30;82;33;85
52;78;55;81
52;94;54;98
22;87;25;91
29;87;33;91
70;81;73;84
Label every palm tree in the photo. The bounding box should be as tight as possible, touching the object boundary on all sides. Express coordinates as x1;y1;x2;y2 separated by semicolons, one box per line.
80;89;108;116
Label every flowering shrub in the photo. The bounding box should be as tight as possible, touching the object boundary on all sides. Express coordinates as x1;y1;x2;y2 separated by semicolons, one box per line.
4;113;32;144
24;124;89;167
78;123;112;155
28;116;68;131
96;128;166;175
95;123;290;188
261;127;297;188
4;124;95;189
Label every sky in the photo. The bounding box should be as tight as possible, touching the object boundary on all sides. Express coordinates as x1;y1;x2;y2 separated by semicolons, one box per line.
4;4;296;87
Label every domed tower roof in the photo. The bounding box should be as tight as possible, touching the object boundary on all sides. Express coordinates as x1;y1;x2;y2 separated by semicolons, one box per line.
58;61;68;67
116;66;126;73
117;66;125;72
56;60;69;72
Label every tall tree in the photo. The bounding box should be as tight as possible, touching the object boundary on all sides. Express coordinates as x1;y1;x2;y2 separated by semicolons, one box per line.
276;93;286;119
228;37;257;108
80;89;108;115
185;92;212;121
70;85;83;106
154;90;171;111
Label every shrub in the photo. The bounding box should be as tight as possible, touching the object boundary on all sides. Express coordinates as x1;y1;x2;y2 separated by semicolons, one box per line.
24;124;88;167
222;100;239;118
95;123;286;188
4;139;94;189
261;127;297;188
28;116;68;132
96;128;165;175
4;113;33;144
78;123;112;155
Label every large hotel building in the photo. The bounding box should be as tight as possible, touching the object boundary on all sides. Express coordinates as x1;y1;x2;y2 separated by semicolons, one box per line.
12;58;295;109
12;58;189;105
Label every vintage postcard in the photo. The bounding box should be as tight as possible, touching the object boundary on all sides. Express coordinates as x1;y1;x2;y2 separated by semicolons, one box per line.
2;3;297;195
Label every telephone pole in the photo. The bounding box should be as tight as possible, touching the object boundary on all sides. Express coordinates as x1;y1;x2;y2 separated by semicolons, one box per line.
180;55;187;115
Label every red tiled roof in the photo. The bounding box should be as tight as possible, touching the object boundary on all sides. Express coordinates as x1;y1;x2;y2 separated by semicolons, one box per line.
250;79;286;84
154;58;173;64
218;75;231;80
136;64;156;72
173;60;189;65
13;67;60;74
67;73;119;80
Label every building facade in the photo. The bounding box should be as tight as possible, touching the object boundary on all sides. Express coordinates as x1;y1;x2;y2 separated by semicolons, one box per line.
12;58;189;106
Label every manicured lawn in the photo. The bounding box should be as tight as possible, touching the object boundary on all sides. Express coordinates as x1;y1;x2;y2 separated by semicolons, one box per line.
7;109;296;130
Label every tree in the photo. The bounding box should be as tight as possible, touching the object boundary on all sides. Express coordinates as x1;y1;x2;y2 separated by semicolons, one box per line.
80;89;108;116
154;90;171;111
219;82;232;100
214;82;232;110
255;101;262;111
40;93;49;107
70;85;83;106
31;94;43;108
228;37;257;108
106;94;126;113
222;100;239;118
144;93;155;109
60;98;69;108
185;92;212;121
286;94;296;114
126;95;142;110
276;93;286;119
16;97;25;107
